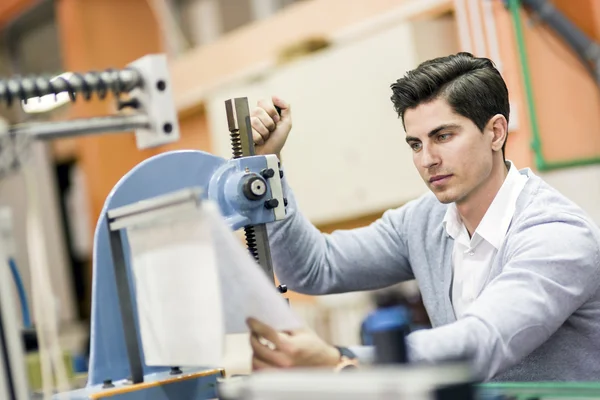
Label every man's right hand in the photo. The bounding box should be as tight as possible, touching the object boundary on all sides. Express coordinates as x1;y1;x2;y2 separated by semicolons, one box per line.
250;96;292;157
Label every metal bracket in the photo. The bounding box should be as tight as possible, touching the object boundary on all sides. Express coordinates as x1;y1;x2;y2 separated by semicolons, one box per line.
127;54;180;149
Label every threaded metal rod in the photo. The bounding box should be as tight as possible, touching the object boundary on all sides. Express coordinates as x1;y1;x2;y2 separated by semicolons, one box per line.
0;68;143;107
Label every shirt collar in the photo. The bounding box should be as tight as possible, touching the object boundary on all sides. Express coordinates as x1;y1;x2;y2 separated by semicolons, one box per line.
442;202;462;241
443;161;528;248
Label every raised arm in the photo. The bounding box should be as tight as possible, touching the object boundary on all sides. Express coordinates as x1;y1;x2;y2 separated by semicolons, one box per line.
267;177;415;295
250;96;414;295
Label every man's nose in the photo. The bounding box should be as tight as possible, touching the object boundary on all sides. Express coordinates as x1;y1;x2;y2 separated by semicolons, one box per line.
420;145;440;169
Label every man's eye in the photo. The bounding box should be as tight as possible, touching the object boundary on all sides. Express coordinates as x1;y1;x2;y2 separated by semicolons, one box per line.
410;143;422;151
438;133;451;141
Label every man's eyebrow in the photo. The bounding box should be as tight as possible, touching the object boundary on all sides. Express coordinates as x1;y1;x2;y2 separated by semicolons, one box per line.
405;124;461;143
428;124;461;137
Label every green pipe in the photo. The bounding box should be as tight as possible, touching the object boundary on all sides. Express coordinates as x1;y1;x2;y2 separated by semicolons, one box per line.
508;0;600;171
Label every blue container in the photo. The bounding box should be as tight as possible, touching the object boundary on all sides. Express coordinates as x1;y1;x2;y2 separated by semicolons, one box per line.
361;305;411;364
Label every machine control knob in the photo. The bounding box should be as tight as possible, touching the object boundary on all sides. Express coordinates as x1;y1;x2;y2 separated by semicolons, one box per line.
264;199;279;209
277;284;288;294
242;175;267;200
261;168;275;179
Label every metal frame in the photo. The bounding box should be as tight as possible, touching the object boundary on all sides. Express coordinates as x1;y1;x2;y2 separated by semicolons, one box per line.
105;188;204;384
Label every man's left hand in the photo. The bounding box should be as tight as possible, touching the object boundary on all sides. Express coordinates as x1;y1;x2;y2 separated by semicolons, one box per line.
246;317;340;371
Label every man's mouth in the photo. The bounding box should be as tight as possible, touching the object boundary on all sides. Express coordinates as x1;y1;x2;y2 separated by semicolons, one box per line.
429;174;452;184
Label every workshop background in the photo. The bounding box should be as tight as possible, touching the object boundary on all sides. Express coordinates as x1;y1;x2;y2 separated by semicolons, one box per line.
0;0;599;377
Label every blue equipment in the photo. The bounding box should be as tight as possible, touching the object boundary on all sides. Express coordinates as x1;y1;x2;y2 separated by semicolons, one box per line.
56;97;287;399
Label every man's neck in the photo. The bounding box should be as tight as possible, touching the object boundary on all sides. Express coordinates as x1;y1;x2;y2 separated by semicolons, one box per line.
456;160;509;237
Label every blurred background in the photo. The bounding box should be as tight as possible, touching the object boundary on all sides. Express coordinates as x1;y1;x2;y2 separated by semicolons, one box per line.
0;0;599;382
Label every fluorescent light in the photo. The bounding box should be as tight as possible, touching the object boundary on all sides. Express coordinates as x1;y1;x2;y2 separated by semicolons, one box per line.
21;72;74;114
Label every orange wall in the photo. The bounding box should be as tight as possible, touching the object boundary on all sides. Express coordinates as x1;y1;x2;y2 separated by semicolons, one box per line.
490;0;600;167
492;0;534;169
55;0;162;227
524;0;600;163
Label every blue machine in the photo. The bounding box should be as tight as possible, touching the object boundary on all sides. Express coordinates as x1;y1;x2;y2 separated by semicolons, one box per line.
55;98;287;399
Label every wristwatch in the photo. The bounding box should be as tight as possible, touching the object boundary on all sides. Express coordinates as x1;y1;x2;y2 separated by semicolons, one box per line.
333;346;359;372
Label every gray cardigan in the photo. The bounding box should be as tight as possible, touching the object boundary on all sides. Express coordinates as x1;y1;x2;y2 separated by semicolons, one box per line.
267;168;600;381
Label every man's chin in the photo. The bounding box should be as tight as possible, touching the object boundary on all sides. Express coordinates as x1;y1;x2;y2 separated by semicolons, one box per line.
431;190;458;204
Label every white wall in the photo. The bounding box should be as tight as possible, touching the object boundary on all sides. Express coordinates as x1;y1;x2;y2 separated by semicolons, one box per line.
539;165;600;225
204;13;460;226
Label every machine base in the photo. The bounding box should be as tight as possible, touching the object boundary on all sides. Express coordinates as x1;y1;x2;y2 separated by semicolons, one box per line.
53;367;224;399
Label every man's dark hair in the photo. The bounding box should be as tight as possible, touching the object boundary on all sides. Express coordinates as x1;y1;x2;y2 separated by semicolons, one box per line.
390;52;510;157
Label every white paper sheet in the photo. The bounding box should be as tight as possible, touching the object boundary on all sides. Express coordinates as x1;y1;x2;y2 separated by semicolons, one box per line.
127;206;224;367
203;202;303;334
126;200;303;368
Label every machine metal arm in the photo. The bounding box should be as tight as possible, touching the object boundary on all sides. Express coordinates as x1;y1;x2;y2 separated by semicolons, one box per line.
0;54;179;179
225;98;287;294
8;114;151;140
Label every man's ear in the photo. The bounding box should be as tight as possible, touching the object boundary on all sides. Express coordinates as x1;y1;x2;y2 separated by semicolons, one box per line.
488;114;508;152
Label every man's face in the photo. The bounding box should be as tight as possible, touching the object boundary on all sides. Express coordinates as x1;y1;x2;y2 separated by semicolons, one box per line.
403;98;494;205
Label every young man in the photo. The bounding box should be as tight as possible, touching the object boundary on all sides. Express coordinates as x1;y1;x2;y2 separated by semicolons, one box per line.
246;52;600;381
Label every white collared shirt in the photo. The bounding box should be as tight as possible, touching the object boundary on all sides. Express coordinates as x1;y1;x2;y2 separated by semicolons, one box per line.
443;161;529;319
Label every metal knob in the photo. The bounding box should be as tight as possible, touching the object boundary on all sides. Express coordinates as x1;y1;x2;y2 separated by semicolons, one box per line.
242;175;267;200
261;168;275;179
